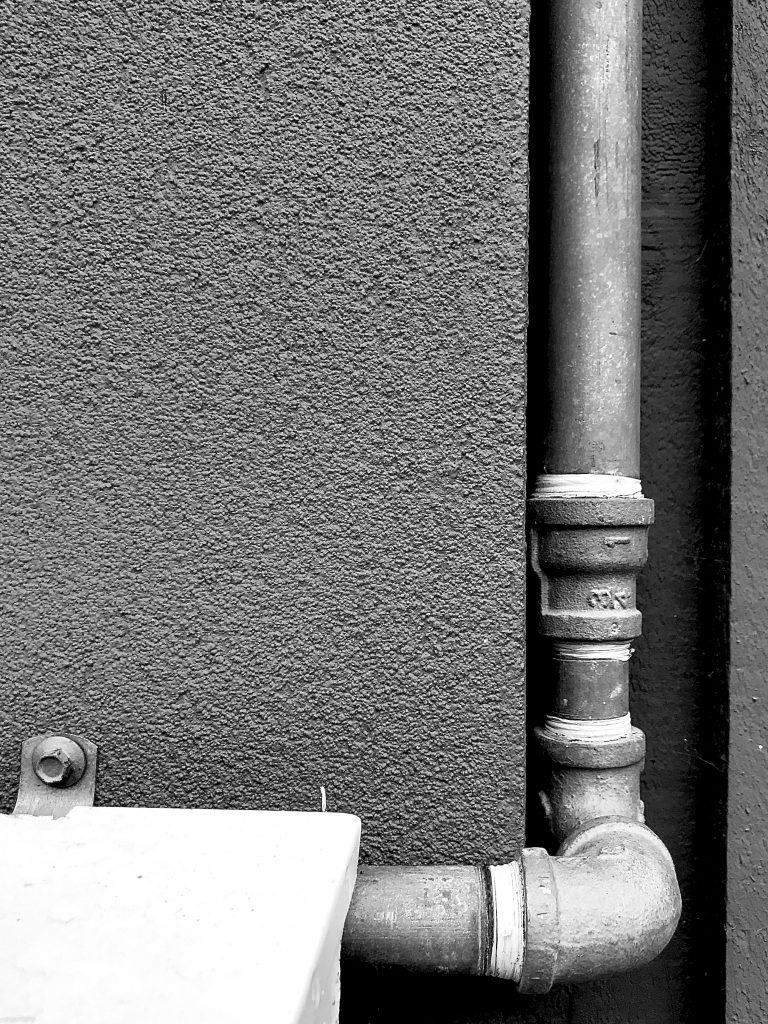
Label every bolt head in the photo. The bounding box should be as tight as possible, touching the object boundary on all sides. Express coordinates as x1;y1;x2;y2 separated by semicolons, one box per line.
31;737;87;789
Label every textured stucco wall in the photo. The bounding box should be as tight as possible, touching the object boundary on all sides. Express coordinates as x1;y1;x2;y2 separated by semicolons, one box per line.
1;0;529;904
728;3;768;1020
2;16;531;1020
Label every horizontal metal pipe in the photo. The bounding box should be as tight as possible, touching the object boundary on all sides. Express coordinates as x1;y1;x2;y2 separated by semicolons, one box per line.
342;819;681;993
342;865;490;976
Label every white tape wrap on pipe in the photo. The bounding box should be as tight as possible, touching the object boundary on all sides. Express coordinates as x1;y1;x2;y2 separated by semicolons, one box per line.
552;640;633;662
533;473;643;498
542;713;633;743
488;861;525;983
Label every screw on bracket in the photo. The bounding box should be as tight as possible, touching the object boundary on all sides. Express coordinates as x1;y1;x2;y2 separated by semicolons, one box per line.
13;733;98;818
31;736;87;789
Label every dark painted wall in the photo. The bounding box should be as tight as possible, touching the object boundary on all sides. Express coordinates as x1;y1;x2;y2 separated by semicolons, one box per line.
728;3;768;1020
1;0;529;890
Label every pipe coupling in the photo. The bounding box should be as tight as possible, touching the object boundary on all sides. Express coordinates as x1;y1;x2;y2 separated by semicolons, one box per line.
529;497;654;641
535;720;646;844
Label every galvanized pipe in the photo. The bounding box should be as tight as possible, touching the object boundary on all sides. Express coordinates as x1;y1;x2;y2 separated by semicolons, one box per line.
527;0;681;983
519;819;681;991
343;866;491;976
545;0;642;479
344;819;681;992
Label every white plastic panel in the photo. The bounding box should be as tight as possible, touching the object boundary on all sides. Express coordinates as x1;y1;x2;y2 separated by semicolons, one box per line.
0;807;360;1024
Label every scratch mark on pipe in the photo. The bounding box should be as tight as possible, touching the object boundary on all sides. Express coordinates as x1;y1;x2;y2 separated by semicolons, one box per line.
594;139;601;199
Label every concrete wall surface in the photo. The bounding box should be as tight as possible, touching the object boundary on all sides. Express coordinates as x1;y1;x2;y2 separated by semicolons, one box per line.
1;2;529;858
1;6;528;1019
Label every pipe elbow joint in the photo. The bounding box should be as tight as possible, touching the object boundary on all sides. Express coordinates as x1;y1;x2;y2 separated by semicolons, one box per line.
516;817;681;993
342;821;681;994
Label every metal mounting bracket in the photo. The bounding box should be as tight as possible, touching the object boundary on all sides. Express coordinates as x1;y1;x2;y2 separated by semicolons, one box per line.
13;733;98;818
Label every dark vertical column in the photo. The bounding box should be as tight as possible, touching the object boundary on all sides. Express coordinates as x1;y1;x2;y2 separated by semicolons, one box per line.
728;4;768;1020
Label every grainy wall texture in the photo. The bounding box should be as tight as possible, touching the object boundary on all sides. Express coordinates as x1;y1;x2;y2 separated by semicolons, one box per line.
728;3;768;1020
1;3;529;1020
1;5;529;849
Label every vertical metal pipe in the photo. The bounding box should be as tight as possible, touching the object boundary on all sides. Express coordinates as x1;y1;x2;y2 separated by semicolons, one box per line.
532;0;648;836
546;0;642;478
